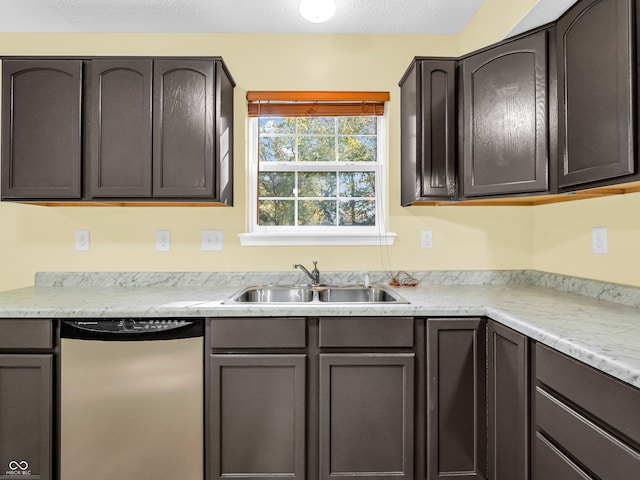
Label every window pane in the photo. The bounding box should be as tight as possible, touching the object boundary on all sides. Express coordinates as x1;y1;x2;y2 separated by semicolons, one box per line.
298;136;336;162
338;116;377;135
259;117;295;135
338;135;376;162
299;172;336;197
259;172;295;197
299;200;337;226
339;200;376;226
297;117;335;135
260;136;295;162
339;172;375;197
258;200;295;226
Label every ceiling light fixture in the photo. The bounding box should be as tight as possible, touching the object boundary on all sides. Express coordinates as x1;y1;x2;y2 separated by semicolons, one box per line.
299;0;336;23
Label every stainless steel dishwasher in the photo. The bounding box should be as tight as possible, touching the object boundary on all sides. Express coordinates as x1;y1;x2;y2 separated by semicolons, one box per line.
60;319;204;480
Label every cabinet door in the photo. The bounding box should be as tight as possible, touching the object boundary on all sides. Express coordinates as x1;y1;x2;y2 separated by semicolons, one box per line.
461;31;548;197
0;355;52;480
209;355;306;480
88;59;153;198
426;318;486;480
557;0;634;189
153;59;215;198
319;354;414;480
488;321;529;480
400;59;457;204
1;60;82;199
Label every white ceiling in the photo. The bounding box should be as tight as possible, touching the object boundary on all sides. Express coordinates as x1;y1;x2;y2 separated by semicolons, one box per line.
0;0;578;35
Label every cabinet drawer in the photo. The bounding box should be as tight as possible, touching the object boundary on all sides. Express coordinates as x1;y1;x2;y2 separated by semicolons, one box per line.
210;318;306;349
535;343;640;446
534;432;593;480
535;387;640;480
0;320;53;350
318;317;414;348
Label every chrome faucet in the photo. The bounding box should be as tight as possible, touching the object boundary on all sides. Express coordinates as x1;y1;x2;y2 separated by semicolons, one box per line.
294;260;320;285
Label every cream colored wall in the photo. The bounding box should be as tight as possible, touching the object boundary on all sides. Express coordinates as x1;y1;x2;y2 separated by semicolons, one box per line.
533;193;640;288
0;33;536;291
459;0;539;54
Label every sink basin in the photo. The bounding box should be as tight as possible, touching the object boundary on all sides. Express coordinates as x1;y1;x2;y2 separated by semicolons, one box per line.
318;286;405;303
227;285;408;304
230;285;314;303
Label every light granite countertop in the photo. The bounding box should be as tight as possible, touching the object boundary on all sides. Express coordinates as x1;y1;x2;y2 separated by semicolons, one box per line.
0;270;638;390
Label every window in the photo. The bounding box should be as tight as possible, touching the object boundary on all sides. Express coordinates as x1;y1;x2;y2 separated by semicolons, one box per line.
240;91;396;246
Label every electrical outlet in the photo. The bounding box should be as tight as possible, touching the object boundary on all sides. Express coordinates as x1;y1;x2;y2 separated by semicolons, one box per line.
421;230;433;249
75;230;90;251
156;230;171;252
202;230;224;251
592;226;608;254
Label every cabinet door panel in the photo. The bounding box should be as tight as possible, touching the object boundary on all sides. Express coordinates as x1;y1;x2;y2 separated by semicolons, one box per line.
462;31;548;197
1;60;82;199
153;59;215;197
557;0;634;188
426;318;486;479
400;59;456;204
0;355;52;480
89;59;152;197
488;321;529;480
319;354;414;480
209;355;306;480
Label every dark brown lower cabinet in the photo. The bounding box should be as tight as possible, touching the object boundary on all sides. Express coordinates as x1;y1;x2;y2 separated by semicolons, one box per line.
208;354;306;480
426;318;486;480
319;354;415;480
488;320;529;480
0;355;53;480
533;343;640;480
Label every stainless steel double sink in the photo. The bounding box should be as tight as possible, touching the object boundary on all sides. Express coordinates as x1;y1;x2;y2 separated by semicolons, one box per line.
227;284;409;304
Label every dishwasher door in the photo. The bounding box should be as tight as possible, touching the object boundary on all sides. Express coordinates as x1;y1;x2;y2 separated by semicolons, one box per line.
60;336;203;480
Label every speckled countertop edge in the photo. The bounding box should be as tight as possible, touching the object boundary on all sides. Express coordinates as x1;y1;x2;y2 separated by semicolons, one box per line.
0;270;637;389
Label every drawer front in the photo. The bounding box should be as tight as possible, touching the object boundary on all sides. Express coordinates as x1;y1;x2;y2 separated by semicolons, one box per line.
534;432;593;480
318;317;414;348
0;320;53;350
210;318;306;349
536;343;640;446
535;387;640;480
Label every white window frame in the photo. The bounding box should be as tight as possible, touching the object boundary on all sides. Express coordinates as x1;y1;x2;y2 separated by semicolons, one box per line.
239;114;396;246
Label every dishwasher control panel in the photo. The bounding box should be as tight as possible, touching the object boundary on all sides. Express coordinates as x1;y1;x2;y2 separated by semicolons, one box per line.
62;318;200;335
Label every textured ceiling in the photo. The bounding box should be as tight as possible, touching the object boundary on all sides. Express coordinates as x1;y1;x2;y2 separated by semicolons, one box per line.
0;0;578;35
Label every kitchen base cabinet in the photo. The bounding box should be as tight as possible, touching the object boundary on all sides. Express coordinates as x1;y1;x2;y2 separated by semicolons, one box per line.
319;354;414;480
488;320;529;480
533;343;640;480
0;320;54;480
208;355;306;480
426;318;486;480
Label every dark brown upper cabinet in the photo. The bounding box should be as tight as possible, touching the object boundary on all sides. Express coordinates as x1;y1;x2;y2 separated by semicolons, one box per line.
1;60;82;199
400;59;457;204
88;59;153;198
556;0;636;190
2;56;234;204
460;30;549;198
153;59;216;198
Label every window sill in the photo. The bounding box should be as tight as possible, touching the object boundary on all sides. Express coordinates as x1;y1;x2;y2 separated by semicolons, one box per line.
238;232;397;246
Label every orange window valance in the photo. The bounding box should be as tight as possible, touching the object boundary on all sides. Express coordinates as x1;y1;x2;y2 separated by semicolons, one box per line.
247;91;390;117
